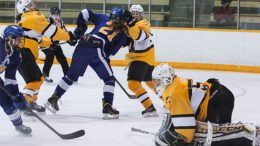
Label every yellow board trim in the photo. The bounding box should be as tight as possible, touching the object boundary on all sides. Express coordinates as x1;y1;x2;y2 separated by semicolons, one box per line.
36;58;260;73
2;23;260;33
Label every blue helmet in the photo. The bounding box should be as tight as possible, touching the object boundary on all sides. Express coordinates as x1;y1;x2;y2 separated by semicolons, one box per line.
3;25;24;39
109;7;126;21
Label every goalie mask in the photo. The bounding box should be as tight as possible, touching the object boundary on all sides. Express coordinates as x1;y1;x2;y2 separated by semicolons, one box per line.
129;4;144;20
16;0;37;14
152;64;175;93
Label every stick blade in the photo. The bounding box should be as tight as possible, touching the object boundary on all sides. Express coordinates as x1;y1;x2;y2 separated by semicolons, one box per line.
59;130;85;140
131;127;136;132
129;95;138;99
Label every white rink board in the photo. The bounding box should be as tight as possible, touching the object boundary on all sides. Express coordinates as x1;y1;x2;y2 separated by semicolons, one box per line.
1;25;260;66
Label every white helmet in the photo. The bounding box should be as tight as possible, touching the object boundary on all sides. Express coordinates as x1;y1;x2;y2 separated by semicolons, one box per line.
129;4;144;19
16;0;33;14
152;64;175;90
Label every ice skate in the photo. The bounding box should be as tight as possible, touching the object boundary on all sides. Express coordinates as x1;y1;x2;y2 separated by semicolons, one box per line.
43;74;53;83
44;93;60;114
142;105;159;118
25;102;46;115
15;124;32;135
102;98;119;120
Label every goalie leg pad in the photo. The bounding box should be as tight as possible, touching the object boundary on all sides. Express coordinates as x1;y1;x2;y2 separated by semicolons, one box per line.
195;121;256;146
211;137;254;146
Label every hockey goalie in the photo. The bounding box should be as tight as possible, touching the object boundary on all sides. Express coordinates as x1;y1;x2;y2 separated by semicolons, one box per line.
152;63;260;146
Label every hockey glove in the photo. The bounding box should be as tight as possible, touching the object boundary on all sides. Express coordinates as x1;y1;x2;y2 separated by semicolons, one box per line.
74;25;87;39
0;64;6;74
124;10;137;27
67;31;78;46
13;93;28;110
49;41;60;50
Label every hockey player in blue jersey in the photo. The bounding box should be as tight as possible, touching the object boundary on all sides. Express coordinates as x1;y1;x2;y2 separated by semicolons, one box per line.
45;7;130;119
0;25;32;134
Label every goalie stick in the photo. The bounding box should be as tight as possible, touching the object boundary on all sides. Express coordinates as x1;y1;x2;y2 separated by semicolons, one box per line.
0;84;85;140
131;127;156;135
131;127;212;146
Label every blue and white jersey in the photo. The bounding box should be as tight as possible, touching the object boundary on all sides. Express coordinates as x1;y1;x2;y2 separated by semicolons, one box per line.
0;37;21;95
76;9;129;57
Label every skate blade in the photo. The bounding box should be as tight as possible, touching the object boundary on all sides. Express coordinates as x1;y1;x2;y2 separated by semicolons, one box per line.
16;131;32;137
44;80;53;83
142;112;159;118
34;111;46;115
44;102;57;114
103;114;119;120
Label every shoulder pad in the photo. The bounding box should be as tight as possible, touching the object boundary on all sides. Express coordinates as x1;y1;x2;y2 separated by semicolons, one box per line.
136;19;151;33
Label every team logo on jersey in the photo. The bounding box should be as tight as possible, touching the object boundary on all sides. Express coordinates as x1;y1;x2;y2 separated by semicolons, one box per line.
165;96;171;103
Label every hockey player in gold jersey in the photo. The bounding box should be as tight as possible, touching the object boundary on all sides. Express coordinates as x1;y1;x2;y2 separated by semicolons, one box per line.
16;0;76;114
152;64;259;146
122;5;157;117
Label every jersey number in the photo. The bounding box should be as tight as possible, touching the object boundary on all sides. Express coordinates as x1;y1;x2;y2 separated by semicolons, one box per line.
99;22;118;41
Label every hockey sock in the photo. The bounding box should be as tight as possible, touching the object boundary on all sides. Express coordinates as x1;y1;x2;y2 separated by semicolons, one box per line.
23;77;44;103
6;108;22;126
103;78;115;105
138;92;153;109
128;80;153;109
55;75;73;97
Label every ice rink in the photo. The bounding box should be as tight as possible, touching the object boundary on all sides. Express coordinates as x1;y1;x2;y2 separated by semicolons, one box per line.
0;65;259;146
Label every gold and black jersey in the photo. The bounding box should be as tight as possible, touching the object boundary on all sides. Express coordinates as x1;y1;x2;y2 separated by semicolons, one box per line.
18;11;70;58
126;19;155;66
161;76;211;143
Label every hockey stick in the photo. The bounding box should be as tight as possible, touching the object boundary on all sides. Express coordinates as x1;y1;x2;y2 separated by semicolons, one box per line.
27;111;85;139
131;127;203;146
114;77;137;99
131;127;156;135
59;41;67;45
39;41;68;50
0;84;85;140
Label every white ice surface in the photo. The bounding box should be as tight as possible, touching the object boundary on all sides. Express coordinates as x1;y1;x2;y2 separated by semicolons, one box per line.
0;65;259;146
